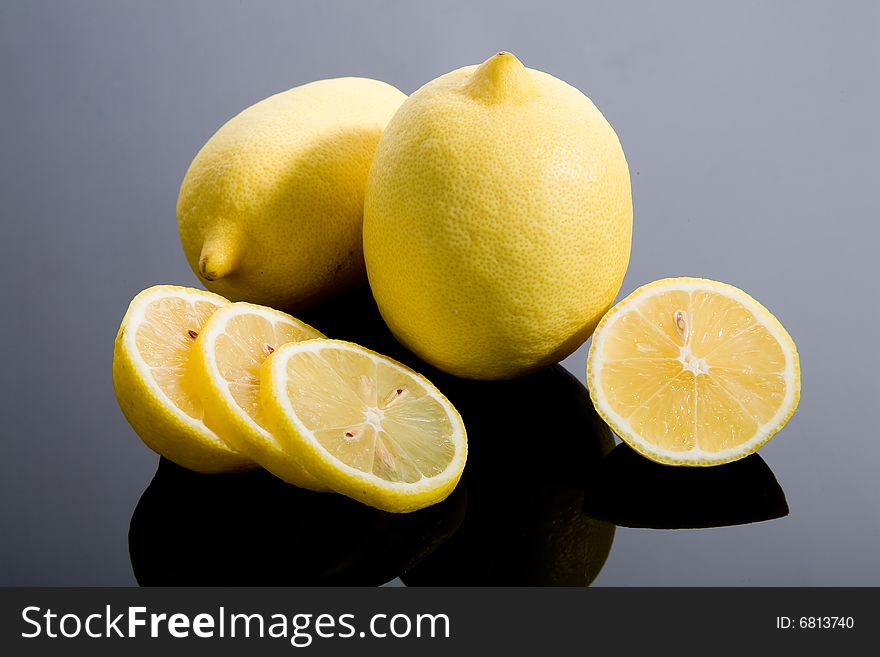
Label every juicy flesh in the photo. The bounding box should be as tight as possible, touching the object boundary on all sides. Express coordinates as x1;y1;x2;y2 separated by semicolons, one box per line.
213;314;319;430
598;289;788;453
135;297;221;420
283;348;457;484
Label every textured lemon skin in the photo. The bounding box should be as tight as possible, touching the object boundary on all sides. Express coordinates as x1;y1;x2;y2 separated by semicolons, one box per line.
259;339;468;513
178;78;407;310
363;53;632;380
189;302;329;491
112;286;254;473
586;278;801;467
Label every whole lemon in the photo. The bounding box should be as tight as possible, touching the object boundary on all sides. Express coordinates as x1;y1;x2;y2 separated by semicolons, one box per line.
363;53;632;380
178;78;406;310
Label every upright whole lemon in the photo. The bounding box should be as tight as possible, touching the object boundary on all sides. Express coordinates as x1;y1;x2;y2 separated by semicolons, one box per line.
178;78;406;310
364;52;632;379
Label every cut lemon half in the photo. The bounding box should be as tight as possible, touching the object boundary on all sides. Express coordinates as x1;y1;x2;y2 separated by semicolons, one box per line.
260;339;468;512
112;285;253;472
191;302;329;491
587;278;800;466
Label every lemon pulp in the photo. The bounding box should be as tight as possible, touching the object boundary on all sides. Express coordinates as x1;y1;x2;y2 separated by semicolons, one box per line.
588;278;799;465
135;295;222;425
282;347;457;483
260;340;467;512
212;309;320;431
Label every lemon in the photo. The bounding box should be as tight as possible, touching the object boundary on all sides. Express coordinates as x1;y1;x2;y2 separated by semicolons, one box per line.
178;78;406;310
112;285;253;472
363;52;632;379
587;278;801;466
190;302;328;490
259;339;467;512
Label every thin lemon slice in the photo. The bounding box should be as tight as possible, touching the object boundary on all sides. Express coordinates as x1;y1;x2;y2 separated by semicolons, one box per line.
112;285;253;472
191;302;329;490
260;339;468;512
587;278;800;466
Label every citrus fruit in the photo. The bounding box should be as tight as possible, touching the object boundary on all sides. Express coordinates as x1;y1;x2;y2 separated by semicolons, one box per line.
112;285;253;472
363;51;632;379
587;278;801;466
190;302;328;490
259;339;467;512
178;78;407;310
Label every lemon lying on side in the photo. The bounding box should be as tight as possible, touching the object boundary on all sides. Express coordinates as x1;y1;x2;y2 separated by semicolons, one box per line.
260;339;468;513
112;285;254;473
188;302;329;491
364;52;632;380
587;278;800;466
178;77;407;310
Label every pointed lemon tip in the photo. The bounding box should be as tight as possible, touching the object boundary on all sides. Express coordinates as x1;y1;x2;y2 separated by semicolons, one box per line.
466;51;536;103
198;240;237;281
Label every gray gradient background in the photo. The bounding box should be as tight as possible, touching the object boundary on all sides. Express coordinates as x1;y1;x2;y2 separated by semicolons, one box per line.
1;0;878;585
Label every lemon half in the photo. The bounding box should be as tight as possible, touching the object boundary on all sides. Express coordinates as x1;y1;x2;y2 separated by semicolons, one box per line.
587;278;800;466
190;302;328;490
260;339;467;512
112;285;253;472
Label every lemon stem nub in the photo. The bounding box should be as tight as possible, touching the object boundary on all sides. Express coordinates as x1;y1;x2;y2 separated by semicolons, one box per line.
198;236;237;281
466;51;537;104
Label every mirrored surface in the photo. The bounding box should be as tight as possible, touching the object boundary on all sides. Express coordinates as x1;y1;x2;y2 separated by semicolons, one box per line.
401;366;616;586
130;458;466;586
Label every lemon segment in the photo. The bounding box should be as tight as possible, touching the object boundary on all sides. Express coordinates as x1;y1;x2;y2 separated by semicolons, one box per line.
112;285;253;472
190;302;328;490
260;340;467;512
587;278;800;466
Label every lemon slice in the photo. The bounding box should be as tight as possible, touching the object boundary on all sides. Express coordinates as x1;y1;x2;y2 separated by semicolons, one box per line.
190;302;329;490
112;285;253;472
260;339;468;512
587;278;800;466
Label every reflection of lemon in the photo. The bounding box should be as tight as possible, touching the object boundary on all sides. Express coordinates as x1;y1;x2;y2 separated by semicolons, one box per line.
401;366;615;586
178;78;406;310
587;278;800;466
260;339;467;512
364;52;632;379
190;302;328;490
129;459;467;585
112;286;253;472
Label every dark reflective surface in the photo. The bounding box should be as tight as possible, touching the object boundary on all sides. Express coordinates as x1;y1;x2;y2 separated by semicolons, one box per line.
401;367;617;586
583;444;789;530
129;458;466;586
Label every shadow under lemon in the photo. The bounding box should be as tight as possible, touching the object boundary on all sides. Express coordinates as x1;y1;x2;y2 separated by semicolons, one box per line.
400;367;618;587
129;458;466;586
583;443;789;529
